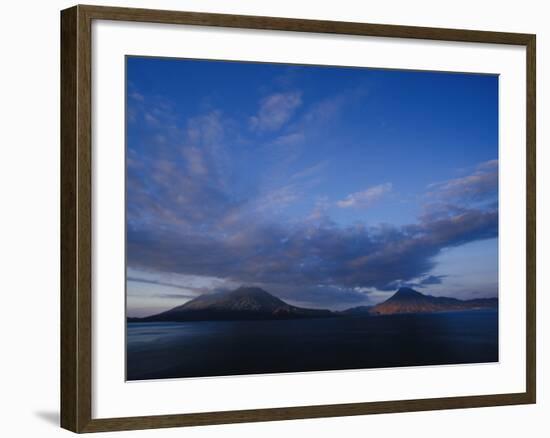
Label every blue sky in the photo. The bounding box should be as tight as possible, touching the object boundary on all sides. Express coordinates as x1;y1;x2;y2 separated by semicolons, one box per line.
126;56;498;317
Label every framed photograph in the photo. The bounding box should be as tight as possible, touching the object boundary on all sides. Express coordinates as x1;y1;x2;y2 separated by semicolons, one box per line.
60;5;536;433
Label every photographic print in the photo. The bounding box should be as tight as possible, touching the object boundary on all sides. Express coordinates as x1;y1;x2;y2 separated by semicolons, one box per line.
125;57;499;381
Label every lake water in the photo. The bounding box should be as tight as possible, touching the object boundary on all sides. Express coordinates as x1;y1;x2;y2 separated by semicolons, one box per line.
126;310;498;380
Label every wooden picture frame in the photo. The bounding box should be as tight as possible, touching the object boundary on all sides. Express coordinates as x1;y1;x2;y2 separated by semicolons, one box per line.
61;4;536;433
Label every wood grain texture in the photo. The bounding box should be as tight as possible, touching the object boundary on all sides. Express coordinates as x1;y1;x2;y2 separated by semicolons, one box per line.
61;5;94;432
80;393;534;433
60;5;78;432
60;4;536;433
525;34;536;403
79;4;534;44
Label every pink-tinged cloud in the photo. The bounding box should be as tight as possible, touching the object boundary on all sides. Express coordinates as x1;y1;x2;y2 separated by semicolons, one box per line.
250;92;302;131
336;183;392;208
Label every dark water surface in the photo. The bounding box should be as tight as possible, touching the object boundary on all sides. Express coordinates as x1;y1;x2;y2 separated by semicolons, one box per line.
126;310;498;380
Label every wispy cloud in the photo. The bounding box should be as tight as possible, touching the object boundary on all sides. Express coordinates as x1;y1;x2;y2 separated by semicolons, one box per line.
129;91;144;102
182;146;207;176
428;159;498;203
380;274;448;291
336;183;392;208
127;268;236;295
419;274;447;286
258;87;366;183
271;131;305;147
252;185;301;213
126;107;240;233
250;91;302;131
291;161;328;180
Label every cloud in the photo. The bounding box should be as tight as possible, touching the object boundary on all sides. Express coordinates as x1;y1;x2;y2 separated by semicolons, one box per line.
428;159;498;203
144;112;158;125
419;274;447;286
127;127;497;299
272;284;372;310
182;146;207;176
250;92;302;131
291;161;328;180
257;87;365;180
127;89;179;129
336;183;392;208
271;131;305;147
380;274;448;291
126;82;497;308
303;86;366;126
126;109;240;233
252;185;300;213
129;91;144;101
128;201;497;294
186;110;225;148
127;268;239;296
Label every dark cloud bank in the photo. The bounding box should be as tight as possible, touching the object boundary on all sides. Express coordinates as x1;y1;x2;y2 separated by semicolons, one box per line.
128;203;497;294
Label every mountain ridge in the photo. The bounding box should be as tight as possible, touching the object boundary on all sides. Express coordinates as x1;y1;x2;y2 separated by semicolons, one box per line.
129;286;498;322
368;287;498;315
138;286;334;322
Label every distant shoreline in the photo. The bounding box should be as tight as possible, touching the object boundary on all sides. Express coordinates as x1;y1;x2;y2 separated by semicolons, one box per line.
128;286;497;323
127;306;498;324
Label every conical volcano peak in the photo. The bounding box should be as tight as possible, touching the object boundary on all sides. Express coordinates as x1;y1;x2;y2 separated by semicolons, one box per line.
139;286;334;322
369;286;498;315
233;286;273;296
394;287;423;297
